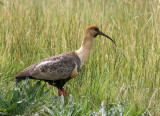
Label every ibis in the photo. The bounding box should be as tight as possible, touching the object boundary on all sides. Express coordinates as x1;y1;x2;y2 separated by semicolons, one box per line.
15;25;116;96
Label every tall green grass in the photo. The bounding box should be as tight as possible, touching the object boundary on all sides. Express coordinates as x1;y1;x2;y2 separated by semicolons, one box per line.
0;0;160;115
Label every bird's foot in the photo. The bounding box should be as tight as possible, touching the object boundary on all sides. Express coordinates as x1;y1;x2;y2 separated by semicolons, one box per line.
58;88;67;97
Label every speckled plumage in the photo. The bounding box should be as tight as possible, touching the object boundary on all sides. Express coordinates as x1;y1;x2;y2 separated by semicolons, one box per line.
15;52;81;83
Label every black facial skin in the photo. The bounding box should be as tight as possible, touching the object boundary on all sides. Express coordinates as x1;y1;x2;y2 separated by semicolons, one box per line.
93;28;117;46
93;28;99;38
94;28;99;32
94;33;98;38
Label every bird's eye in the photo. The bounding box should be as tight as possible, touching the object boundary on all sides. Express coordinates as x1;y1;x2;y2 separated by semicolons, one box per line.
94;28;99;32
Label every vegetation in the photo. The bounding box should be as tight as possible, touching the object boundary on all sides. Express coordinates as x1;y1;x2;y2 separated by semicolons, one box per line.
0;0;160;115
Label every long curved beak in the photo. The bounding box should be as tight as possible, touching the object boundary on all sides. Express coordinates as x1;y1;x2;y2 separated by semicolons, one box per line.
99;31;117;47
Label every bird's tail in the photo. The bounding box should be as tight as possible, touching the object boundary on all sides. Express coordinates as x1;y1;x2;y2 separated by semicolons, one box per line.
15;76;27;82
15;70;30;82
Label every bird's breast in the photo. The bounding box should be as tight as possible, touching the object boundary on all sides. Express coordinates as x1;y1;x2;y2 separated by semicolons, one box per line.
70;64;79;78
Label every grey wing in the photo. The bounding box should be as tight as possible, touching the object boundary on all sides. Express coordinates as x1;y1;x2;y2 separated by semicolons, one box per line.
30;56;75;81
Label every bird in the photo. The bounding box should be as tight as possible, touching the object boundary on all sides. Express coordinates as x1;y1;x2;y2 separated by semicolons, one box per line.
15;25;116;96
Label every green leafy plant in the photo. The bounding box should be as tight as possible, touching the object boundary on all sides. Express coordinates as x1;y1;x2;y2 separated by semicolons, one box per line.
0;79;48;115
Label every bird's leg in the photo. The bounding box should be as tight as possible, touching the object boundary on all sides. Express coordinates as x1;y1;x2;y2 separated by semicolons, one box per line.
58;88;67;96
58;89;63;96
48;82;64;96
62;87;67;96
47;81;65;96
47;81;64;96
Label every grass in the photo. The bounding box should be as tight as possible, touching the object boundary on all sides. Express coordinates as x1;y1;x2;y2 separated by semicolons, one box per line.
0;0;160;115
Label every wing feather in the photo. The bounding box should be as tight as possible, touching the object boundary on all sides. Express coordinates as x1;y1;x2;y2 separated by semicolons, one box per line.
15;52;81;82
30;56;75;81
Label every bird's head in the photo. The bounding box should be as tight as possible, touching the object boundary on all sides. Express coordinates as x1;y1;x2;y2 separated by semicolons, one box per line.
85;25;116;46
